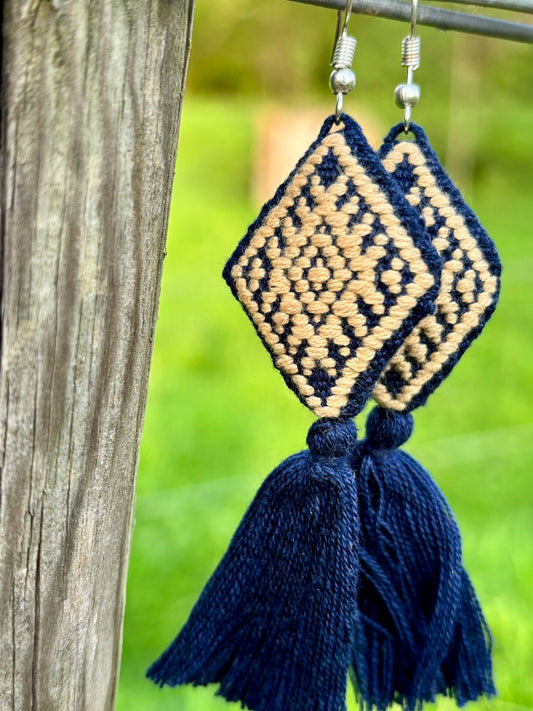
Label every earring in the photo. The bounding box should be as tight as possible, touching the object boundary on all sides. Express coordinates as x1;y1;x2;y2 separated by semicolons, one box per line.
350;2;500;708
146;3;443;710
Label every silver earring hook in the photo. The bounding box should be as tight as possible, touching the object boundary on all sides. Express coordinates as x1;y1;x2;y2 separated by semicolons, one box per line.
410;0;418;37
330;0;353;62
394;0;421;132
342;0;353;34
329;0;357;122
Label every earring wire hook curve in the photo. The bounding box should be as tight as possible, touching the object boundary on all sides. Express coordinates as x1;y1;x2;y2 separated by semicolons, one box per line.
330;0;353;64
410;0;418;36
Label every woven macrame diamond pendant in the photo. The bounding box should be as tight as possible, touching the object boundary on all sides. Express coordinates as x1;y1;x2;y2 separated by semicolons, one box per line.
225;116;439;419
374;125;501;412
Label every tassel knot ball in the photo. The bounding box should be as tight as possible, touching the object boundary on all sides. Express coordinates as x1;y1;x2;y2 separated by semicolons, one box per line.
365;406;414;450
307;418;358;458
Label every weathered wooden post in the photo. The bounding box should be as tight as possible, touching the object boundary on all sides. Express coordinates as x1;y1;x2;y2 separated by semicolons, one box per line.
0;2;194;708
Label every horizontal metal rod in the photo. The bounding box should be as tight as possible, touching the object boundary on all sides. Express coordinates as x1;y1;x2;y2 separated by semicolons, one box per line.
287;0;533;43
425;0;533;14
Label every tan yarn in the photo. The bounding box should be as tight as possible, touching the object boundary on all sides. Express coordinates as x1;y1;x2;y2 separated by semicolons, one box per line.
373;141;499;411
230;128;436;418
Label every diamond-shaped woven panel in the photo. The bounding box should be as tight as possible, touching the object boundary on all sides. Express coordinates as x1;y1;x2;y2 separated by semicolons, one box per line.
224;115;440;419
373;123;501;412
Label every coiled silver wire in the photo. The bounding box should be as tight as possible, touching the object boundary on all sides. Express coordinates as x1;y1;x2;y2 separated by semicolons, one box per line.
332;34;357;69
401;35;421;70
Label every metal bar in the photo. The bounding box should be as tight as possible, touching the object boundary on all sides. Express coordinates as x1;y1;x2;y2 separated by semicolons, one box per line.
287;0;533;43
425;0;533;13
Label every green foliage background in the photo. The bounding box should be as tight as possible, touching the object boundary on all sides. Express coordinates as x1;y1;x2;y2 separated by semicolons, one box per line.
117;2;533;709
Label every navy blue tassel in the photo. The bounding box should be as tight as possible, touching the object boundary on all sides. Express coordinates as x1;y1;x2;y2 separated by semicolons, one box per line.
148;418;361;711
350;407;495;710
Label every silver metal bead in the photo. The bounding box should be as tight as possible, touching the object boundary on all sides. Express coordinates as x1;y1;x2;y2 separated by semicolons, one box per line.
329;68;356;95
394;82;421;108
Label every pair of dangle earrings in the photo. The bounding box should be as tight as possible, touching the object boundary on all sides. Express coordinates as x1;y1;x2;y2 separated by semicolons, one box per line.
148;1;501;709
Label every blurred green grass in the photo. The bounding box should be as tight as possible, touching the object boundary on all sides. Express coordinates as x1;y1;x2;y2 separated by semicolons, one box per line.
116;97;533;711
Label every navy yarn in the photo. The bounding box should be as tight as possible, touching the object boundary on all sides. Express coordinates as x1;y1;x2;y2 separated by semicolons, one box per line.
350;407;495;710
441;570;496;703
364;406;413;450
148;418;361;711
307;417;359;457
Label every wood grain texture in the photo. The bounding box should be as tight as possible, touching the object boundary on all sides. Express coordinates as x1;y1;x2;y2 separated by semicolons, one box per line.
0;1;194;708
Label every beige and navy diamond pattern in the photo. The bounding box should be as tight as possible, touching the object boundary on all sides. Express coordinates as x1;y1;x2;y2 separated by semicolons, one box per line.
374;125;501;412
224;116;440;418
